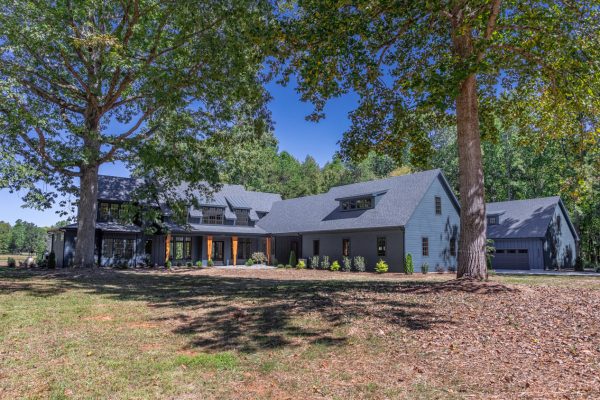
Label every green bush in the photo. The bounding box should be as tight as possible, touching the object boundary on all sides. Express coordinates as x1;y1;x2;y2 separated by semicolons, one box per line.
404;253;414;274
7;257;16;268
277;264;285;268
285;264;292;269
296;260;306;269
196;261;203;268
165;260;172;269
421;263;429;274
330;260;340;271
48;251;56;269
245;258;254;266
575;256;584;271
310;255;319;269
207;259;214;267
375;259;388;274
251;252;267;265
320;255;330;270
288;250;297;267
353;256;366;272
186;262;192;267
271;257;278;267
342;257;352;272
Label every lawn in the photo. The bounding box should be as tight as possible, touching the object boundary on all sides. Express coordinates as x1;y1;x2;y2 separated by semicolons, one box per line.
0;268;599;399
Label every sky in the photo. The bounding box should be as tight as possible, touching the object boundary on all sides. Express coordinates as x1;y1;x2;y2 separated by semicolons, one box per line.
0;81;358;227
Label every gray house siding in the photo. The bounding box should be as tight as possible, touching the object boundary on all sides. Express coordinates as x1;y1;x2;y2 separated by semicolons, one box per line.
298;229;405;272
544;204;576;268
63;231;76;268
274;235;302;266
50;231;66;268
490;238;544;270
404;176;460;272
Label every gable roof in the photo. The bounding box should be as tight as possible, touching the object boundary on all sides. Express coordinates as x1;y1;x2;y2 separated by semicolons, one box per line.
258;169;457;234
97;175;144;202
486;196;578;240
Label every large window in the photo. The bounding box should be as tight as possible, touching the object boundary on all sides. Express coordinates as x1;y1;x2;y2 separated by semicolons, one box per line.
435;196;442;215
171;236;192;260
102;238;135;260
313;240;320;256
342;238;351;257
98;202;124;222
235;209;250;226
202;207;224;225
341;197;373;211
422;237;429;256
235;238;253;259
377;237;386;257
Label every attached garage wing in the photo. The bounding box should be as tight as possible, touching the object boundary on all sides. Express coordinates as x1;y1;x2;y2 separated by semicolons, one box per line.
492;249;530;270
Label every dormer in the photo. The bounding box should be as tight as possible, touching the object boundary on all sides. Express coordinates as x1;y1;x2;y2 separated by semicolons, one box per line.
335;190;388;211
487;210;505;225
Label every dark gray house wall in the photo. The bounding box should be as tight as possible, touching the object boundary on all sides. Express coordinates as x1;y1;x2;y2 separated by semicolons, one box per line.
404;175;460;272
544;203;577;268
299;228;405;272
490;238;544;270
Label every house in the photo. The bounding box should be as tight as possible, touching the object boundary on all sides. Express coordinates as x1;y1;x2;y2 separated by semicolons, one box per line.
486;196;579;270
49;169;461;272
258;169;461;272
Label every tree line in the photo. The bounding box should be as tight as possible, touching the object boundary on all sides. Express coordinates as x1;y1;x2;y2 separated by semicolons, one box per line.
0;220;48;256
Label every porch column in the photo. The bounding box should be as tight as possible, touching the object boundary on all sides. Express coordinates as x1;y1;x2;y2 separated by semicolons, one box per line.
232;236;238;266
266;236;272;265
165;233;171;264
207;235;213;262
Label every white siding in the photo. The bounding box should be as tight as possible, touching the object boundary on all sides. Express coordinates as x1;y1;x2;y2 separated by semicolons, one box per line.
404;176;460;272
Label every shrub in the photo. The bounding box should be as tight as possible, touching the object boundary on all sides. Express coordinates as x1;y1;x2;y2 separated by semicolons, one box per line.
245;258;255;266
375;259;388;274
320;255;330;270
404;254;414;274
353;256;366;272
285;264;292;269
48;251;56;269
309;255;319;269
277;264;284;268
486;238;495;270
207;259;214;267
342;257;352;272
448;265;457;273
435;264;445;273
186;262;192;268
37;256;47;269
296;260;306;269
251;252;267;265
196;261;203;268
421;263;429;274
271;257;278;267
330;260;341;271
575;256;584;271
7;257;16;268
288;250;297;267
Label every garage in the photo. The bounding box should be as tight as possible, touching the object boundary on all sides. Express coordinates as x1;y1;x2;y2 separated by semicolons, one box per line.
492;248;529;270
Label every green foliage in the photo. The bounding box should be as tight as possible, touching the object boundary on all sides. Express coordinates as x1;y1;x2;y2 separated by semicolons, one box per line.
245;259;254;266
165;260;172;269
404;254;414;275
486;239;496;271
251;252;267;265
288;250;297;268
320;256;330;270
277;264;285;268
195;261;203;268
421;263;429;274
330;261;340;271
186;262;192;268
375;260;388;274
7;257;16;267
0;221;10;254
296;260;306;269
309;255;319;269
575;257;584;272
174;352;238;371
207;259;214;267
353;256;366;272
342;257;352;272
48;252;56;269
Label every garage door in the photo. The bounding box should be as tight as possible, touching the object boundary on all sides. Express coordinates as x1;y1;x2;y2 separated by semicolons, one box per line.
493;249;529;270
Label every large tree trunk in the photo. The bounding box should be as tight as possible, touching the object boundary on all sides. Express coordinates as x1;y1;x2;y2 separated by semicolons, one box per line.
455;73;488;279
73;164;99;268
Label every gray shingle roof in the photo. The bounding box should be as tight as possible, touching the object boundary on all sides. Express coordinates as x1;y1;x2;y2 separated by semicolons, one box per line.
486;196;566;239
64;222;142;233
97;175;144;202
258;169;450;234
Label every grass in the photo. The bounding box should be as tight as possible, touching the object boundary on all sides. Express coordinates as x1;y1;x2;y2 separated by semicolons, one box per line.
0;253;33;265
0;267;599;399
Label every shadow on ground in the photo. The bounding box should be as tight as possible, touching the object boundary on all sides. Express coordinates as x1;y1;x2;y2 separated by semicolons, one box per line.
0;268;517;353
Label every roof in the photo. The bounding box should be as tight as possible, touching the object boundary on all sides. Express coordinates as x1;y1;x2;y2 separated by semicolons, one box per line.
486;196;578;240
63;222;142;233
97;175;144;202
258;169;455;234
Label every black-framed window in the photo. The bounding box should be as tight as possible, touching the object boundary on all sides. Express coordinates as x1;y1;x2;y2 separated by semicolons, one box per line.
496;249;505;254
342;239;351;257
102;238;135;259
235;238;252;259
171;236;192;260
340;197;373;211
518;249;528;254
435;196;442;215
377;237;386;257
235;209;250;226
450;238;456;257
313;240;320;256
556;215;561;231
422;237;429;256
202;207;224;225
98;202;124;222
488;216;498;225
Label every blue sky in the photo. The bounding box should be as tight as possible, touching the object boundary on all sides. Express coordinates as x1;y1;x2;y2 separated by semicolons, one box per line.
0;81;358;227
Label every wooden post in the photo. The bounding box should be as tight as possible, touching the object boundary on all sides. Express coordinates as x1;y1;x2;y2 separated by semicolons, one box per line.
266;236;272;265
165;233;171;264
232;236;238;266
207;235;213;262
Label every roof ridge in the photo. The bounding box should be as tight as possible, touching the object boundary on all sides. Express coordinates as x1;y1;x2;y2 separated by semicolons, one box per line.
325;168;440;193
487;196;560;206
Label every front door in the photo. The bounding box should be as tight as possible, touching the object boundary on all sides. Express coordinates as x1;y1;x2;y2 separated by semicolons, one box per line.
212;241;225;262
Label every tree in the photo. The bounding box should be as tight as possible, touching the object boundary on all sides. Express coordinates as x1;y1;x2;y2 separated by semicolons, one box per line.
0;221;10;254
0;1;273;267
279;1;600;279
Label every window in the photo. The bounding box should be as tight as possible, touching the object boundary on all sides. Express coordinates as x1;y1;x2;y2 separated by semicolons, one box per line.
556;215;561;231
313;240;320;256
435;196;442;215
144;239;152;255
422;237;429;256
341;197;373;211
104;238;135;260
507;249;516;254
202;207;224;225
342;239;351;257
171;236;192;260
450;238;456;257
235;209;250;226
102;238;113;258
518;249;528;254
488;216;498;225
377;237;386;257
235;238;252;259
99;203;110;221
496;249;505;254
111;203;121;220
